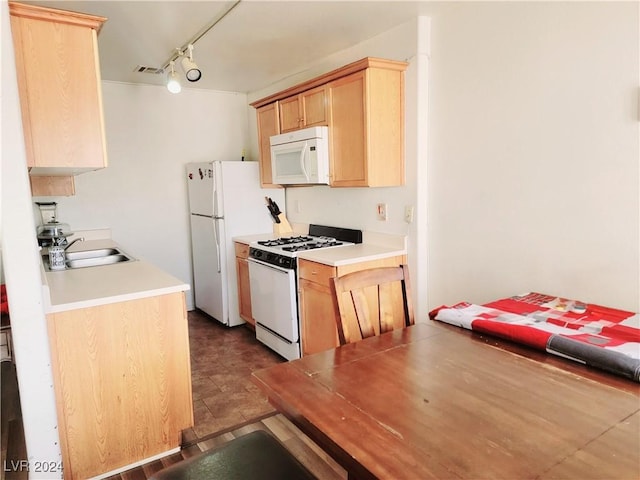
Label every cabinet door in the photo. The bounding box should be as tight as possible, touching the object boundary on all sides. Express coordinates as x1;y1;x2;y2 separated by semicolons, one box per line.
366;66;405;186
46;293;193;479
279;96;302;132
279;86;327;133
328;71;367;186
10;8;107;172
299;278;339;355
300;85;328;127
236;256;254;327
29;176;75;197
256;103;280;187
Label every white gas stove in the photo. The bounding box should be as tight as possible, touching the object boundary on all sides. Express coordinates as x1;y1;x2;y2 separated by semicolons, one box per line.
249;234;354;269
247;225;362;360
256;235;351;254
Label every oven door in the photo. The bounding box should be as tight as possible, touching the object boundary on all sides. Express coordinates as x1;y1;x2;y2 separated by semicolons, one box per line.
248;258;300;360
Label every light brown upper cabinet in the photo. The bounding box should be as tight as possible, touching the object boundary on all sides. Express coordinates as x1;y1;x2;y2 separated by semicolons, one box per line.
251;57;407;188
9;1;108;191
328;66;405;187
278;85;328;133
256;102;280;188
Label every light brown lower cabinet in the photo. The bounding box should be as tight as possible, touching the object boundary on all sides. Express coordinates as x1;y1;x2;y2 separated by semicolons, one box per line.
298;255;406;356
46;292;193;479
234;242;255;328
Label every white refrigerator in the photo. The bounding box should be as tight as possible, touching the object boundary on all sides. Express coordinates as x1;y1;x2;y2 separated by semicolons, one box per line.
186;161;285;326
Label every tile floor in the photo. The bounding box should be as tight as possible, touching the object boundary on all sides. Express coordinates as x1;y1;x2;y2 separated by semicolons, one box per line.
183;309;286;442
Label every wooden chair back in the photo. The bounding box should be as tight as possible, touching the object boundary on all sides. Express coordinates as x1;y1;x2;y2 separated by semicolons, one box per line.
331;264;415;345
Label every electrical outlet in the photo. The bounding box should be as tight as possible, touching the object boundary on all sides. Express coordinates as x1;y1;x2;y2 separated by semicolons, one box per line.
404;205;414;224
377;203;387;221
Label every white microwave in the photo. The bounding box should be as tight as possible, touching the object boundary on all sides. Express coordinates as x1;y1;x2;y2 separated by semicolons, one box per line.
270;126;329;185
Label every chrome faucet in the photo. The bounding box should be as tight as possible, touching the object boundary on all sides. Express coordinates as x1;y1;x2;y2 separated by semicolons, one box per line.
64;237;85;251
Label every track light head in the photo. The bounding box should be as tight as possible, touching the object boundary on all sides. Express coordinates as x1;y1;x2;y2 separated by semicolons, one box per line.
180;44;202;82
166;61;181;94
181;56;202;82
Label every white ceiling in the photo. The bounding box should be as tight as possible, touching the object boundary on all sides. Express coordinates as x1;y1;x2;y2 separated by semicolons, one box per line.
22;1;433;93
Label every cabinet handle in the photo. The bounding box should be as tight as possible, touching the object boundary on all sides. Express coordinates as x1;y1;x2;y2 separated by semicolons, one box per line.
311;270;317;275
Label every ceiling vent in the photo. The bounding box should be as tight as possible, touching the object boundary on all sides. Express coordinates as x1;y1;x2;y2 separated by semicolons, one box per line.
134;65;164;75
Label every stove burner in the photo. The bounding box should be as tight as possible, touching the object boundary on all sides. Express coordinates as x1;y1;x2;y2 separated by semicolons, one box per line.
257;236;314;247
250;231;355;268
257;240;281;247
282;240;343;252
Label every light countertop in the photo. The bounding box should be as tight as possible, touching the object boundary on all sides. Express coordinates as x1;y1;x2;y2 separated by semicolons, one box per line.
42;239;189;313
233;230;407;267
296;243;406;267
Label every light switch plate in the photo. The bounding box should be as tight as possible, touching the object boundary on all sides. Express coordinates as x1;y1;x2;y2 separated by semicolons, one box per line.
404;205;414;223
377;203;387;221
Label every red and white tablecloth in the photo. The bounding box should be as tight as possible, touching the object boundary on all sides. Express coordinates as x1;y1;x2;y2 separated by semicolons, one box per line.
430;292;640;382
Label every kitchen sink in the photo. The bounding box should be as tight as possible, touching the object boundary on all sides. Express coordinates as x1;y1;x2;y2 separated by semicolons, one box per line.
64;248;120;261
66;254;132;269
43;247;135;271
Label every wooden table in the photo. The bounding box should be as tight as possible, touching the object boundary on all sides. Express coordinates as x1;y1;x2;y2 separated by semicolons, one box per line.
252;321;640;479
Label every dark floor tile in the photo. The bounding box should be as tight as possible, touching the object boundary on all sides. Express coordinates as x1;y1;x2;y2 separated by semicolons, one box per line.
180;427;198;445
119;467;148;480
179;444;203;458
190;375;222;401
140;459;165;478
186;310;283;442
159;452;185;468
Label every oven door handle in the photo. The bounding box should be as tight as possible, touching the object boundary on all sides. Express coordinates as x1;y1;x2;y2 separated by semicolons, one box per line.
248;257;291;274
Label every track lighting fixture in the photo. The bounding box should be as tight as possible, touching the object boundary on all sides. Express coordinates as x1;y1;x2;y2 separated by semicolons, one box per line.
180;44;202;82
152;0;241;94
166;60;181;94
164;46;200;93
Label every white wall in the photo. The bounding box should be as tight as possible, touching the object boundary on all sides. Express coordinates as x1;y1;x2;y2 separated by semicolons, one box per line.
37;82;252;310
249;3;640;314
426;2;639;311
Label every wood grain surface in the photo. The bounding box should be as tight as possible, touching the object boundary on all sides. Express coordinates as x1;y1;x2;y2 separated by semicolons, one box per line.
47;293;193;479
253;321;640;480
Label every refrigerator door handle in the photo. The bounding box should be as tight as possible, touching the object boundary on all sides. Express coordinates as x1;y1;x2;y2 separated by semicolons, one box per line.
212;161;223;218
213;218;221;273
